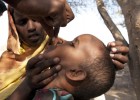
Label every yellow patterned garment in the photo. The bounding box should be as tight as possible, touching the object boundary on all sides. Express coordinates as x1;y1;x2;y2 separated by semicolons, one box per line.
0;7;49;100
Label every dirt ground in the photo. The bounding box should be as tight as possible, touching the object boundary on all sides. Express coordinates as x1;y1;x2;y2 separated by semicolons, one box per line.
105;64;137;100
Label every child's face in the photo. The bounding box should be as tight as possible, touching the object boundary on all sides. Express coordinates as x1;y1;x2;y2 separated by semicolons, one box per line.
46;34;97;69
13;10;46;47
44;34;105;93
45;34;103;75
43;34;114;99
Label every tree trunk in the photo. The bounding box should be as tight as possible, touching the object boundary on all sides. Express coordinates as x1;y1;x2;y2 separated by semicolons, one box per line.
95;0;128;46
117;0;140;99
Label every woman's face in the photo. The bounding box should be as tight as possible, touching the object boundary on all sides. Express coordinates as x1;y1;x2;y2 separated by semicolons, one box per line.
13;10;46;47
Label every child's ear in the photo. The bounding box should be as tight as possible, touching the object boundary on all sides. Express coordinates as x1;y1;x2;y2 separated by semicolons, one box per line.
66;69;87;81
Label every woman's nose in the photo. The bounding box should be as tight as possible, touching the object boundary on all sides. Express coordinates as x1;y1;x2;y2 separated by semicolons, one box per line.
27;20;36;32
65;2;75;23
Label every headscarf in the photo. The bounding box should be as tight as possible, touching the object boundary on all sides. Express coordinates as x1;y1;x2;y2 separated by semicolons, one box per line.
0;6;49;100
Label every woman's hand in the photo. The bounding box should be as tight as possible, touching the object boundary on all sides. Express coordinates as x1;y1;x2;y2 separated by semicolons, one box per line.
5;0;74;27
25;55;61;90
107;41;129;70
6;54;61;100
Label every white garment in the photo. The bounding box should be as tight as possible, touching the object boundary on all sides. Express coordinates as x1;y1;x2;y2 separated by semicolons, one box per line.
91;94;106;100
0;11;8;56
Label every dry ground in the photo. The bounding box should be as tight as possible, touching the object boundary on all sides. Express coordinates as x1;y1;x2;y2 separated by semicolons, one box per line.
105;64;137;100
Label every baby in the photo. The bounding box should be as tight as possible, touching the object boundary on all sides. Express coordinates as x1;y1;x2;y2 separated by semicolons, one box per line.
33;34;116;100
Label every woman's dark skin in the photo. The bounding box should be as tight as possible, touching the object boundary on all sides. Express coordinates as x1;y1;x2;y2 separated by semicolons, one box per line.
3;0;75;28
6;55;62;100
107;41;129;70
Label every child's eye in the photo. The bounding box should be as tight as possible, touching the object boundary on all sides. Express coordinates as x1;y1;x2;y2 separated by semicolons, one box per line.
70;42;75;47
32;19;36;22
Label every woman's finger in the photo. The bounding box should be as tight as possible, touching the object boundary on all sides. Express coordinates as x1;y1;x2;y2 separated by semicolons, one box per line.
110;54;128;64
107;41;123;50
37;74;57;89
26;55;43;70
111;46;129;54
112;60;125;70
34;64;61;82
31;65;61;89
31;57;60;74
108;41;123;47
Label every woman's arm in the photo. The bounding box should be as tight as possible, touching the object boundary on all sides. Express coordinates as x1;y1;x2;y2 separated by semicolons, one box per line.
2;0;71;27
3;0;52;16
6;55;61;100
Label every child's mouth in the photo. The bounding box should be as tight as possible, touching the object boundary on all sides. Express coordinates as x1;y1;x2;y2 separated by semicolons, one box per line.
45;45;56;53
28;34;40;42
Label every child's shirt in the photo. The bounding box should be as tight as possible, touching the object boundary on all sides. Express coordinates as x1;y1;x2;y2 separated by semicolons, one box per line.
33;89;74;100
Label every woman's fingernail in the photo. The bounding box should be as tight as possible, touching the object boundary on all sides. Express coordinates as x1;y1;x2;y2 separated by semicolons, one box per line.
53;57;60;63
38;54;43;59
110;42;116;46
53;73;58;77
110;54;114;57
56;65;62;71
112;59;115;62
112;48;117;52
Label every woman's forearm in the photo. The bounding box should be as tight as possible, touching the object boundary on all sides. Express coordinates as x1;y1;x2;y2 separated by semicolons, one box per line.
2;0;20;7
3;0;53;16
6;79;35;100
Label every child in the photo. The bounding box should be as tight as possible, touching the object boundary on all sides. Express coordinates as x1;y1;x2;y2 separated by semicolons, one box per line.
32;34;116;100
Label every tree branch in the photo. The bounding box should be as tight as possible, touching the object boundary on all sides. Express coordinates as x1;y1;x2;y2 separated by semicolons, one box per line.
95;0;128;46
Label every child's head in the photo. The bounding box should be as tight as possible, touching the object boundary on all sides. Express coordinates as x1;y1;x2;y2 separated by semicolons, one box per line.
43;34;115;99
